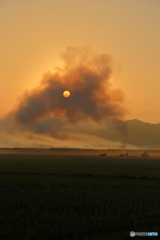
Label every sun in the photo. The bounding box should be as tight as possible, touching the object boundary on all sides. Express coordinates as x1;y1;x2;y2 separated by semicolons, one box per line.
63;91;70;98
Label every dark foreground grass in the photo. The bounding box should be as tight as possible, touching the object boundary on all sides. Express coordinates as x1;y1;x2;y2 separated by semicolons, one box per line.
1;154;160;178
1;172;160;240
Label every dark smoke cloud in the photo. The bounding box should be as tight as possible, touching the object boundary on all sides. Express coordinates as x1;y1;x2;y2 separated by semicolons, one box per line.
4;46;129;147
8;46;126;126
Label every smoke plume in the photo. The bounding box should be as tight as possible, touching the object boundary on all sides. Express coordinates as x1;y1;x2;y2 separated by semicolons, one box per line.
6;46;127;146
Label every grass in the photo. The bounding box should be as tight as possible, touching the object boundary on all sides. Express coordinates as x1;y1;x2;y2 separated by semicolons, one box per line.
0;154;160;178
0;152;160;239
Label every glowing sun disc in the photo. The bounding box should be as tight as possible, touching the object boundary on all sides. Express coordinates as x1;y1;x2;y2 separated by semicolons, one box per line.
63;91;70;98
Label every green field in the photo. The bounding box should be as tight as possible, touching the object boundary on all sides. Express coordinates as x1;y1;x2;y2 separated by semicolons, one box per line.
0;150;160;239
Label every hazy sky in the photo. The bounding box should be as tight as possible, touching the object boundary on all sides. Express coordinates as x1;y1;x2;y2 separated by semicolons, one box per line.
0;0;160;148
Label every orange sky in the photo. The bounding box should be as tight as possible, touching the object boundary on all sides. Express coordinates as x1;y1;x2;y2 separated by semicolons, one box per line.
1;0;160;123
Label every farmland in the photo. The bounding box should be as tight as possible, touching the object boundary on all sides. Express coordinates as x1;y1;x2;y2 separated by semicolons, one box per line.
0;148;160;239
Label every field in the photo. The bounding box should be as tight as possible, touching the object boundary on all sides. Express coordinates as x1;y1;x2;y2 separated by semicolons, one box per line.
0;148;160;240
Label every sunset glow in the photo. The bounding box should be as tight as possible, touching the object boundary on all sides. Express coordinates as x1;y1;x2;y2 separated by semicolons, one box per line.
0;0;160;148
